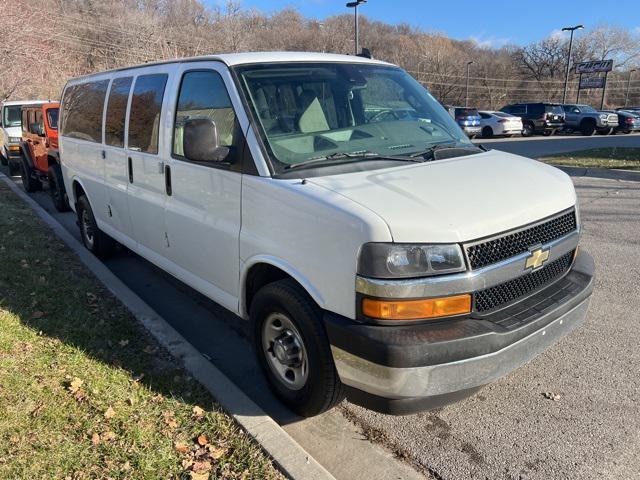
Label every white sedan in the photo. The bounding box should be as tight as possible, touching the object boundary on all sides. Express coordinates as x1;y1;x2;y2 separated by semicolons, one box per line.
479;111;523;138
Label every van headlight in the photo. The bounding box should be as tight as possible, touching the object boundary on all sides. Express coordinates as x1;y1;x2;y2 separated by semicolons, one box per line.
357;243;466;278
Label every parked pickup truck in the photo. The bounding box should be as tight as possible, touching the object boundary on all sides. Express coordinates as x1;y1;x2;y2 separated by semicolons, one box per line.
60;52;595;416
560;104;618;136
19;102;69;211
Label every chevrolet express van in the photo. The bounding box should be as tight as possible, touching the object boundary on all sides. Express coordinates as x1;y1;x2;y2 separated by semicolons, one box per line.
59;52;594;416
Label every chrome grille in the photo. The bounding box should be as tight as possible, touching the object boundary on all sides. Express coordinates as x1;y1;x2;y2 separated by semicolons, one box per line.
474;251;574;312
466;210;577;270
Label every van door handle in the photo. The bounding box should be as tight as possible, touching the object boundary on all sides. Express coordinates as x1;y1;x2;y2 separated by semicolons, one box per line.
165;165;172;196
128;157;133;183
101;150;106;159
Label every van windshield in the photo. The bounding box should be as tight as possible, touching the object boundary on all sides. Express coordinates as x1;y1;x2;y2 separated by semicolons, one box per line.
235;63;472;174
2;105;22;128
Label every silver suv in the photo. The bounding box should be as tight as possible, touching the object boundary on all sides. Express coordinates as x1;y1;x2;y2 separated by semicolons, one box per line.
561;104;618;136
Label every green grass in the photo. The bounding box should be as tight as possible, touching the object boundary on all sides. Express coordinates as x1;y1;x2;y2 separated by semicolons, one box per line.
0;181;282;480
540;147;640;171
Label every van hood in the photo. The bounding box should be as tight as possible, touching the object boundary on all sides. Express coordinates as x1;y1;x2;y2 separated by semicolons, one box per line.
308;150;576;243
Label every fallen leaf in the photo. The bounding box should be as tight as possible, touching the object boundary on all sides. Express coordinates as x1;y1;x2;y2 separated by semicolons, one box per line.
91;433;101;445
208;446;227;460
174;441;190;453
131;373;144;383
121;461;131;471
31;311;45;319
162;411;178;429
192;460;212;473
542;392;561;401
102;431;116;442
68;378;84;393
192;406;205;419
119;339;129;347
104;407;116;419
126;397;135;406
143;345;157;354
196;434;209;446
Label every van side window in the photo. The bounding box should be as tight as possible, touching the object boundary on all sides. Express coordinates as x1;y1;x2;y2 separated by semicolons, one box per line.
128;74;168;154
173;70;238;158
60;80;109;143
105;77;133;148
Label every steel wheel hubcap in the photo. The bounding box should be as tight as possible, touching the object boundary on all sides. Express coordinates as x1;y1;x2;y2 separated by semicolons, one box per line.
262;313;308;391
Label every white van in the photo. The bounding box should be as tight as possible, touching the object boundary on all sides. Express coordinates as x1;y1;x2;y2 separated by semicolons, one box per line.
1;100;48;173
59;52;594;416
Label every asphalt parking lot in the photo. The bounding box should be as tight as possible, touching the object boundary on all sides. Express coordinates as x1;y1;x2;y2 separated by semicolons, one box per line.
3;134;640;479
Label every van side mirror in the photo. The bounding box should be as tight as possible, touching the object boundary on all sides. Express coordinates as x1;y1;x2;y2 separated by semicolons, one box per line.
183;118;230;163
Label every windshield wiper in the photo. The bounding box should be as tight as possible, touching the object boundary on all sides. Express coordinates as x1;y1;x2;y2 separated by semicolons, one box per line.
409;142;479;160
283;151;423;171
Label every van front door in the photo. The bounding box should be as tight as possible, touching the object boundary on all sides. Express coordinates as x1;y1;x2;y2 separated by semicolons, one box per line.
125;71;170;258
164;65;243;312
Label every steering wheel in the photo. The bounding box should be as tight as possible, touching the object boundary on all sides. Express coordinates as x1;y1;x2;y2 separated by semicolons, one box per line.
369;109;402;123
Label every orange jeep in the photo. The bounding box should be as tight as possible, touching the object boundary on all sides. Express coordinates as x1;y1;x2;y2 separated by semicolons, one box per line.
19;102;69;211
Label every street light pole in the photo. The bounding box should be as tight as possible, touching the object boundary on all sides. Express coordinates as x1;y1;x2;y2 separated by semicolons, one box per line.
346;0;366;55
561;24;584;104
465;61;473;107
625;69;636;107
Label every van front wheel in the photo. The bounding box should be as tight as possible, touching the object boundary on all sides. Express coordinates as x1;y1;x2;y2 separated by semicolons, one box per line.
251;279;344;417
77;195;115;259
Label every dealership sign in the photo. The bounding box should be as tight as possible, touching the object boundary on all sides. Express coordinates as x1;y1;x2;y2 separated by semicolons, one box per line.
579;76;606;89
575;60;614;74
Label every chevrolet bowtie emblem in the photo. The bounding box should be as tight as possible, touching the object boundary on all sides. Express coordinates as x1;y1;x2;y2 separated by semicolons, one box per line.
525;248;550;270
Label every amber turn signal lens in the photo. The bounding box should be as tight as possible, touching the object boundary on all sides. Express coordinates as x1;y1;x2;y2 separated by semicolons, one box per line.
362;294;471;321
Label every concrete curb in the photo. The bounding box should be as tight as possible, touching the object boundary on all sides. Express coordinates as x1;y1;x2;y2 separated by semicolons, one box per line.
0;172;335;480
553;165;640;182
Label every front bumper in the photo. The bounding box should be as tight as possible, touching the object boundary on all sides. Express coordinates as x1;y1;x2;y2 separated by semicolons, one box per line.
6;144;22;159
325;250;594;414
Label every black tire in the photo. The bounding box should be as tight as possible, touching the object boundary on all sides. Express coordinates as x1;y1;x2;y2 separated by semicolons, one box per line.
48;164;70;212
542;130;553;136
8;160;20;176
77;195;115;258
251;279;344;417
522;123;534;137
580;121;596;136
19;157;42;193
482;126;493;138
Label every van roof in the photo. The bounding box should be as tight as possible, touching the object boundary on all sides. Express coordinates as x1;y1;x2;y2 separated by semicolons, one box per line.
66;51;393;82
1;100;50;107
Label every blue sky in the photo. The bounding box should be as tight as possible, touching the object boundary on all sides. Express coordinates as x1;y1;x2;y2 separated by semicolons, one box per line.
217;0;640;47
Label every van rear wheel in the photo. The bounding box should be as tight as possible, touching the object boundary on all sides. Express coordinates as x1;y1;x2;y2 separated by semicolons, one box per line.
251;279;344;417
77;195;115;258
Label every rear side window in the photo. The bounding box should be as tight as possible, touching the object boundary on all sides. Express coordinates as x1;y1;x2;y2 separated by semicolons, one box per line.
529;104;544;116
128;74;168;154
105;77;133;148
455;108;479;117
173;70;237;157
61;80;109;143
546;105;563;115
508;105;526;115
